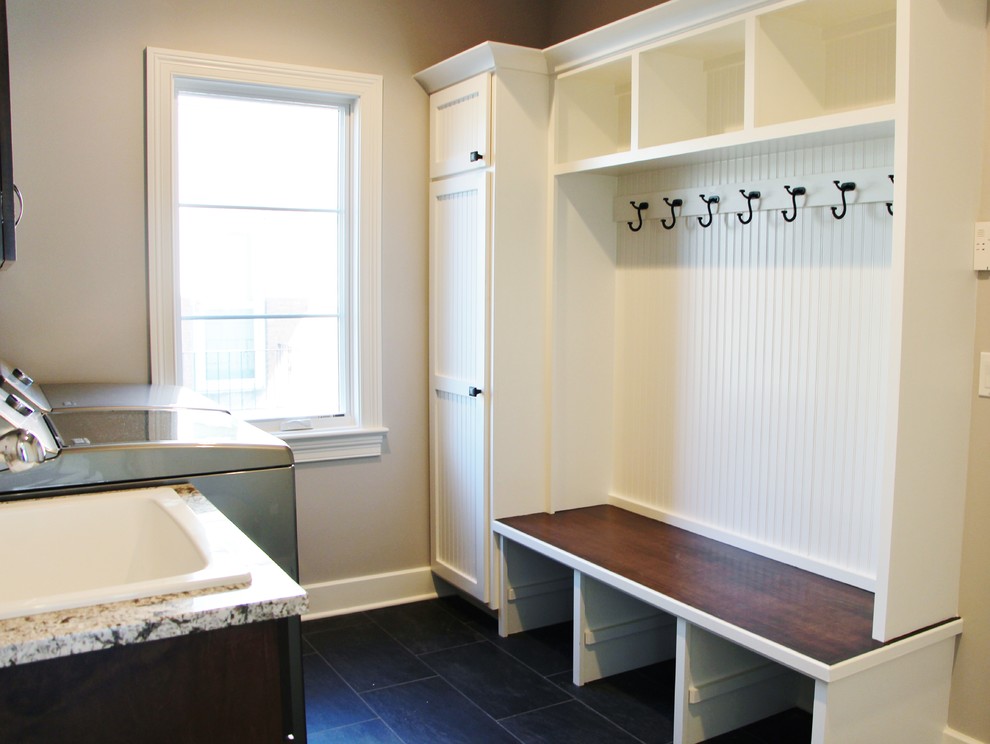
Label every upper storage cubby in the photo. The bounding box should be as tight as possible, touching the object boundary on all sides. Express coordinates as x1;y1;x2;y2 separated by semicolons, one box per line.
555;57;631;164
638;22;746;149
754;0;896;126
552;0;897;173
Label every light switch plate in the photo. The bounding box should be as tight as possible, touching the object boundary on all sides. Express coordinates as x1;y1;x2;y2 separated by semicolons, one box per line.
980;352;990;398
976;223;990;271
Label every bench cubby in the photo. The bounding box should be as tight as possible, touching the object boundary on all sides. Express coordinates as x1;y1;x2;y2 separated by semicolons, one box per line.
497;538;572;637
676;621;812;743
576;573;676;685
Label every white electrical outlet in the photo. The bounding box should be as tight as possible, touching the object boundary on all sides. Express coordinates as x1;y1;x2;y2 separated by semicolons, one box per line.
975;222;990;271
980;352;990;398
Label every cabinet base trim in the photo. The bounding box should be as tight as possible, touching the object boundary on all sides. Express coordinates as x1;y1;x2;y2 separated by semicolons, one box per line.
302;567;438;618
943;728;987;744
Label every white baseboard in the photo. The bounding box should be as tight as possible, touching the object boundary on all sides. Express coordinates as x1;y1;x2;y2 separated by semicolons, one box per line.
944;727;987;744
301;566;440;620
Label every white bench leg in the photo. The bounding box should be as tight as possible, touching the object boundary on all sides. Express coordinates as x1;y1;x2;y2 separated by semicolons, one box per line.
811;635;955;744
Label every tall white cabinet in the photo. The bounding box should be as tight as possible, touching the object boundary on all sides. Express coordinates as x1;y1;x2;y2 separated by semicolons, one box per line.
417;44;550;605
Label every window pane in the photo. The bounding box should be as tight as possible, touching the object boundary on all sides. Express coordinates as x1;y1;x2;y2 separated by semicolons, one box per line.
174;85;349;426
178;207;339;317
177;92;340;210
181;316;340;417
204;319;256;381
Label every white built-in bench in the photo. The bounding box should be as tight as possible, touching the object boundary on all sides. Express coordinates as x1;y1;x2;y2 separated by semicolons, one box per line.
494;506;961;744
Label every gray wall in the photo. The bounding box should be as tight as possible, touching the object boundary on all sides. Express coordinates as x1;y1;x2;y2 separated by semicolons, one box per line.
545;0;662;45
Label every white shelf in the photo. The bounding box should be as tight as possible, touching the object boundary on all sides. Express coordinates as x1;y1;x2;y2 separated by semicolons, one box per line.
554;104;895;176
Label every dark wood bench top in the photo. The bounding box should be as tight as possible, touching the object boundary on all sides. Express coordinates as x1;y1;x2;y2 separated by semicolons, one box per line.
498;505;888;666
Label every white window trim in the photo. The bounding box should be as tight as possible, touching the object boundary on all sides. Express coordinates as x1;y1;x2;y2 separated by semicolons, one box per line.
146;47;386;462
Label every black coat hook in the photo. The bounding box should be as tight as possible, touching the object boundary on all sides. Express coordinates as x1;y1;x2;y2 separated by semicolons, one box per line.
831;181;856;220
886;174;894;216
627;201;648;232
661;197;683;230
782;185;806;223
737;190;761;225
698;194;719;228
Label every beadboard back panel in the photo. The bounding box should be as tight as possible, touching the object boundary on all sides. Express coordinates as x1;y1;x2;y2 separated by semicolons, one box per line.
611;138;893;585
822;15;896;114
705;58;744;137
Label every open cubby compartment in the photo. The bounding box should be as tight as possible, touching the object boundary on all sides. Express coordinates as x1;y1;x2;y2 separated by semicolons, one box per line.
497;537;573;637
555;56;632;164
575;573;677;686
676;622;814;744
754;0;896;127
638;21;747;148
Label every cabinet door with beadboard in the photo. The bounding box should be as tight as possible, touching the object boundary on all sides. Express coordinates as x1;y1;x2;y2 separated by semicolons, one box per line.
429;73;490;180
429;170;490;601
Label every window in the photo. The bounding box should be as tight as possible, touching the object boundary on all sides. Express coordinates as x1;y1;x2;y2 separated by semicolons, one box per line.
147;48;385;461
176;90;344;419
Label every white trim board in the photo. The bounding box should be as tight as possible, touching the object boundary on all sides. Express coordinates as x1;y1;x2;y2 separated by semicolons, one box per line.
145;47;385;462
944;728;987;744
414;41;547;94
301;566;439;619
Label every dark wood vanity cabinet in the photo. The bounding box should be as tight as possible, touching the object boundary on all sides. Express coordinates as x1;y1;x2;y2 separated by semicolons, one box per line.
0;619;288;743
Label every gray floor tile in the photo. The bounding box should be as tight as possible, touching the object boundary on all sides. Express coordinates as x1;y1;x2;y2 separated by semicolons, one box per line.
363;676;518;744
421;640;572;720
307;621;435;693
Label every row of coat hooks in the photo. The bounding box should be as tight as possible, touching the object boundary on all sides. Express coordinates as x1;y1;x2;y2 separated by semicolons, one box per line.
621;169;895;232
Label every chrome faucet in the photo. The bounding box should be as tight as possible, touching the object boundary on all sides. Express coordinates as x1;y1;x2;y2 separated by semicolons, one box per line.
0;427;46;471
0;383;60;473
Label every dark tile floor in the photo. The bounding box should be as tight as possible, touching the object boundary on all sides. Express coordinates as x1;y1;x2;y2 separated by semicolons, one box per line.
301;595;811;744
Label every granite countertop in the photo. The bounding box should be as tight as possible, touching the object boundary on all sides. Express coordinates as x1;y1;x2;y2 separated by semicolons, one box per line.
0;486;308;667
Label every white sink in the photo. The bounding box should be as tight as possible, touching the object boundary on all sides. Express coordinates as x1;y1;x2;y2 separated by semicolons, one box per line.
0;487;251;620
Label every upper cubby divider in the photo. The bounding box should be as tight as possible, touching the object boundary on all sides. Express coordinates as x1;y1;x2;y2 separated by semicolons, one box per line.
553;0;897;174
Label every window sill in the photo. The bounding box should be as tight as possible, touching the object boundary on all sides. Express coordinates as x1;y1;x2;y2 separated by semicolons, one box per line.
276;426;388;463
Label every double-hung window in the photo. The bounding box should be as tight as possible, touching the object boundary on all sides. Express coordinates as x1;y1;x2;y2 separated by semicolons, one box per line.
146;49;385;461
